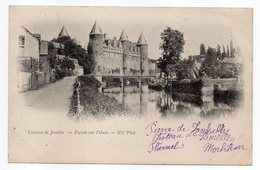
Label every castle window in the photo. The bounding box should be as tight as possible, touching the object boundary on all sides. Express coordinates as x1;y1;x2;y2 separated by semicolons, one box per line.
19;35;25;46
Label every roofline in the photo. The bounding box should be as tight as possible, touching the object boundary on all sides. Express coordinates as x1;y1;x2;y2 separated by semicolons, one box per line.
20;25;40;41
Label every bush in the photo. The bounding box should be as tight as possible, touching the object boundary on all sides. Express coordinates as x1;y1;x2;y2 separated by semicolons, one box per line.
172;79;203;95
216;63;242;78
54;66;65;80
52;36;95;75
175;59;195;80
200;47;242;78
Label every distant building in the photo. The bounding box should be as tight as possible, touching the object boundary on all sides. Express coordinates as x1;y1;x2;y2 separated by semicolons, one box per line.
87;21;151;76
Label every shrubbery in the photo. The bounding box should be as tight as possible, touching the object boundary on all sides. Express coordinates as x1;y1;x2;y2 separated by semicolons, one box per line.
174;59;195;80
171;79;203;95
50;36;95;75
162;45;242;81
200;47;242;79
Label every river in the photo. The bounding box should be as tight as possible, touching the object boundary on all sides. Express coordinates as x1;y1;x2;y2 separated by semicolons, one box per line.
100;83;242;120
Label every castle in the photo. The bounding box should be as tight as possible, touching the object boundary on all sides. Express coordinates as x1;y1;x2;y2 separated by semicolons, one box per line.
87;21;150;76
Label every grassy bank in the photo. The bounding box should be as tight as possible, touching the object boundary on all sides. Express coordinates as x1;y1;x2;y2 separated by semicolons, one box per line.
70;75;128;119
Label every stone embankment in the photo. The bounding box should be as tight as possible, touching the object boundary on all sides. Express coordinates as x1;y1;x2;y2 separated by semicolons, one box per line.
169;78;242;101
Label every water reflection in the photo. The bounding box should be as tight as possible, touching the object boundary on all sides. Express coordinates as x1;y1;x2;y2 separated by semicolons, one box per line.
101;83;241;119
101;85;149;116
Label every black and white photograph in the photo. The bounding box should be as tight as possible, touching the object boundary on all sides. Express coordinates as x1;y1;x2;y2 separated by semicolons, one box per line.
8;6;252;165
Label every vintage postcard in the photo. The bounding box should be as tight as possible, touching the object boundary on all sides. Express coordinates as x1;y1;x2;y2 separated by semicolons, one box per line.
9;6;252;164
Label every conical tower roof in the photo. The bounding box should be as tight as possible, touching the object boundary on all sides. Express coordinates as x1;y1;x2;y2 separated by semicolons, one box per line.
137;33;147;45
119;29;128;41
58;25;69;37
90;21;102;35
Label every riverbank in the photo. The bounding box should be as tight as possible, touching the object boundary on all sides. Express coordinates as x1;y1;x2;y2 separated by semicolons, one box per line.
154;78;243;101
70;75;128;119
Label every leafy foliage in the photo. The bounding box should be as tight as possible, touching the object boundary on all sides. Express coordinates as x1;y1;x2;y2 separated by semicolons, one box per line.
47;42;58;69
51;36;95;74
200;46;242;78
219;46;226;61
174;59;195;80
200;47;220;78
158;27;185;79
200;44;206;55
217;45;221;60
160;27;185;63
217;63;242;79
60;56;75;70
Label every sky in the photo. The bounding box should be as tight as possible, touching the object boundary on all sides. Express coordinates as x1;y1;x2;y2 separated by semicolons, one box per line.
10;6;252;59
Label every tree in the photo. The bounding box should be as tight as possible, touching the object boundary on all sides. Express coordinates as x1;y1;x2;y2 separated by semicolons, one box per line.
220;45;226;60
200;46;242;79
51;36;76;57
51;36;95;74
157;56;167;78
200;47;220;78
48;42;58;69
200;44;206;55
158;27;185;82
60;56;75;70
230;39;235;58
216;63;242;78
160;27;185;63
227;45;230;58
174;58;195;80
216;45;221;60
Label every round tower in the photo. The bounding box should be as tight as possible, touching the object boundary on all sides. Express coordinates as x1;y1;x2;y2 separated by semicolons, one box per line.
137;33;148;76
87;21;103;75
120;29;130;75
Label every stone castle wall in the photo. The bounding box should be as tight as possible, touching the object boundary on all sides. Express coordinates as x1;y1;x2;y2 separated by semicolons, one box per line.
92;38;147;76
88;23;149;76
100;50;123;75
97;49;142;76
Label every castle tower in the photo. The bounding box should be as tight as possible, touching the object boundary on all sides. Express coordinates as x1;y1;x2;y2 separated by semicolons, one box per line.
58;25;69;37
120;29;130;75
137;33;148;76
87;21;104;75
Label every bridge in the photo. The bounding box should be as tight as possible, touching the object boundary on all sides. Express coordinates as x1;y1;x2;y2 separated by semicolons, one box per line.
94;74;156;79
94;74;156;91
94;74;155;84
